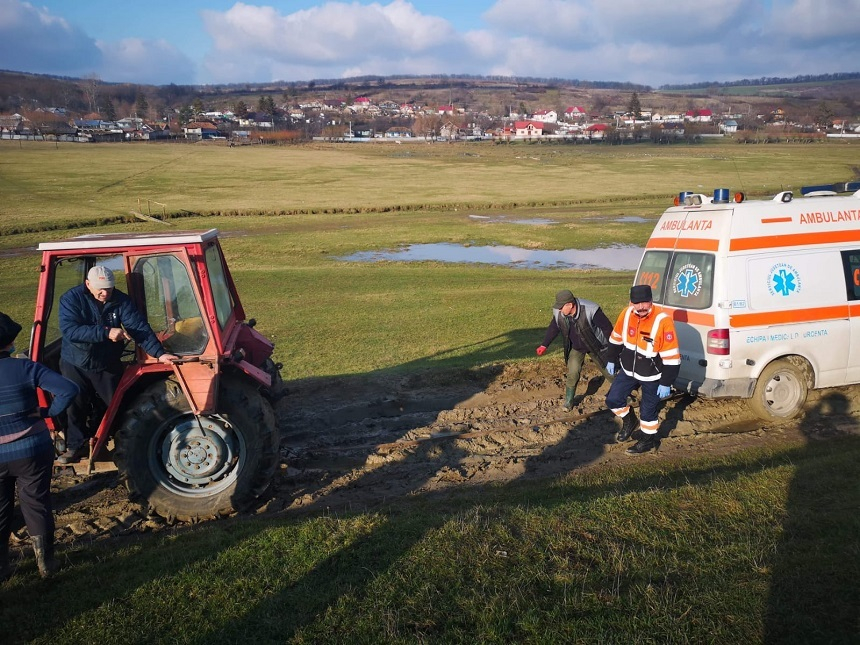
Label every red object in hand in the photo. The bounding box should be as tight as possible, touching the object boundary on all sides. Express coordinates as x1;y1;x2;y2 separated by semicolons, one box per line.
536;345;547;356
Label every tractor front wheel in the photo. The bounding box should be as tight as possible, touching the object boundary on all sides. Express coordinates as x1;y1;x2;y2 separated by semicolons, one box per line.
114;376;279;521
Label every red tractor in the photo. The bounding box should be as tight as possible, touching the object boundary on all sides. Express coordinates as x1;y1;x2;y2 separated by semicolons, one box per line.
30;229;283;521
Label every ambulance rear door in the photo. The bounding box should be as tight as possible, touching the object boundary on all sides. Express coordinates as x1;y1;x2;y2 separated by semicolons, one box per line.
635;201;730;390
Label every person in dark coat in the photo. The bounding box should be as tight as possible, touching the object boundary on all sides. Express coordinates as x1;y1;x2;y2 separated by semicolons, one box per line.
57;265;177;464
536;289;614;411
0;312;78;579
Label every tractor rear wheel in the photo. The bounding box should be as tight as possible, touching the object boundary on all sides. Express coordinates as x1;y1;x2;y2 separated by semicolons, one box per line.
114;376;279;521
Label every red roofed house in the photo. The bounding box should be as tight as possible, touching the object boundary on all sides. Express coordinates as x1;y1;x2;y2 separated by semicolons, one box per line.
565;106;587;120
685;108;713;123
515;120;544;137
585;123;609;139
352;97;371;111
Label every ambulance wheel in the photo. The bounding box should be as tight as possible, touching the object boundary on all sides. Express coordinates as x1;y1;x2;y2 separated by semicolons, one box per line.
748;358;810;421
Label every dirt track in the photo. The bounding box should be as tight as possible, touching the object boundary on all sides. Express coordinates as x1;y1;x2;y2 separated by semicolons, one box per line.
19;359;860;548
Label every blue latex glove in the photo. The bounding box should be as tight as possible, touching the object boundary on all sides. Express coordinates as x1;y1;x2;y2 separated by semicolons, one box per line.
657;384;672;399
606;362;616;376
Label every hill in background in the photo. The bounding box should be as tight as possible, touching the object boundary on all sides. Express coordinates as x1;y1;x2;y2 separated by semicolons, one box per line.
1;70;858;124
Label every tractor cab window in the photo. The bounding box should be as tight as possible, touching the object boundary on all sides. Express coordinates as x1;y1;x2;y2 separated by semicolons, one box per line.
205;244;234;330
42;255;126;363
134;254;208;355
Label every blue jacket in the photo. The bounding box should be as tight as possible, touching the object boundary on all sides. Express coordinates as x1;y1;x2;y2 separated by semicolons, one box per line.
0;353;79;463
59;284;165;371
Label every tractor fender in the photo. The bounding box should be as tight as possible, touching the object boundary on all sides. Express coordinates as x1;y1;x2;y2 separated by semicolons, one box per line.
90;362;173;462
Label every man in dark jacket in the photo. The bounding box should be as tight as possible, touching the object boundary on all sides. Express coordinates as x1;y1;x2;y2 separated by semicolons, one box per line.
58;265;177;463
536;289;614;411
0;311;78;579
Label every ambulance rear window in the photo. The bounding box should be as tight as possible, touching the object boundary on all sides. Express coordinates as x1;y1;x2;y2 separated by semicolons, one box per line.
665;252;714;310
635;250;714;309
635;251;670;298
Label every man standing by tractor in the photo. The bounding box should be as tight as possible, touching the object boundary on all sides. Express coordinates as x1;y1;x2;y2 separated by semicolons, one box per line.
57;265;177;464
536;289;614;411
0;312;78;579
605;284;681;455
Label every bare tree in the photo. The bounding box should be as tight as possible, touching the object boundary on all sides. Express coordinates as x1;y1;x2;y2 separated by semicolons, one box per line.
82;74;100;114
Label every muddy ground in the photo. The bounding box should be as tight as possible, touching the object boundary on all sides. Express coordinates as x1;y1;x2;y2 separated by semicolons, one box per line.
14;359;860;549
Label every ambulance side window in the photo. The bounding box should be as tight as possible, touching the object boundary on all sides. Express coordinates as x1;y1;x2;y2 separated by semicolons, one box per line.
636;251;670;302
665;252;714;310
840;251;860;300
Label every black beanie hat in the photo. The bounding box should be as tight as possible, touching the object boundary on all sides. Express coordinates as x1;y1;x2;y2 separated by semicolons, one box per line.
0;312;22;348
553;289;575;309
630;284;653;304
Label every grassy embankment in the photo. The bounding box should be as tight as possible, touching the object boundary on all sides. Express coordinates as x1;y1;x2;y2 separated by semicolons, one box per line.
0;139;857;643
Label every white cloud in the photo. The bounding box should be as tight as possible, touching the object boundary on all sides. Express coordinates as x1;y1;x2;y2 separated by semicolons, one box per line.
0;0;100;75
0;0;195;83
769;0;860;43
477;0;859;85
1;0;858;87
97;38;195;85
202;0;461;82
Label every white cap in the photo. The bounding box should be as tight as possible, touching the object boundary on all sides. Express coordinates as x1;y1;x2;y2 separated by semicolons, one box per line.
87;265;115;289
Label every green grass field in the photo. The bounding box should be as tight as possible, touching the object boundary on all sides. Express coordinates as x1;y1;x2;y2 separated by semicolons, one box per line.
1;138;857;233
0;139;858;643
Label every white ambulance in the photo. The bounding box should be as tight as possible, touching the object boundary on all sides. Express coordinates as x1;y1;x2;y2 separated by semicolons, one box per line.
634;181;860;420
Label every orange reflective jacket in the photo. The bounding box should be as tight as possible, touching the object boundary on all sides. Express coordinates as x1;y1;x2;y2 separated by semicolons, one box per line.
607;305;681;384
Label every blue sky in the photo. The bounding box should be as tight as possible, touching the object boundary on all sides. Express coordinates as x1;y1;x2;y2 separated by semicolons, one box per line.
1;0;858;87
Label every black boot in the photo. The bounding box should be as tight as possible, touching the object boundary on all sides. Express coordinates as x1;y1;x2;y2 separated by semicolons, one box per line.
626;434;660;455
0;542;11;582
615;408;638;443
32;535;58;579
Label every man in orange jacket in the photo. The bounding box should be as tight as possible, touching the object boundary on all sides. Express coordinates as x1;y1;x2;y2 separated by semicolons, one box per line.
604;284;680;454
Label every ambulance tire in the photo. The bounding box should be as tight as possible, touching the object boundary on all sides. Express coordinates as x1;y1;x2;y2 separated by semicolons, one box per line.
748;358;810;421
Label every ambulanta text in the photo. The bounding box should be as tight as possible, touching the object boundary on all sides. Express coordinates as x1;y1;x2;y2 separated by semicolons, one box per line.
660;219;714;231
799;210;860;224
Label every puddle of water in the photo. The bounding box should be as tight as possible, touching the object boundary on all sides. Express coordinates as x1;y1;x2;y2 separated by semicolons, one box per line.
468;214;558;225
583;216;649;223
340;243;642;270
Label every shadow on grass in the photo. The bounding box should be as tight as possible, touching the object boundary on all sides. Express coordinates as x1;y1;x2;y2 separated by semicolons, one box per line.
2;436;858;643
5;334;858;642
763;392;860;644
